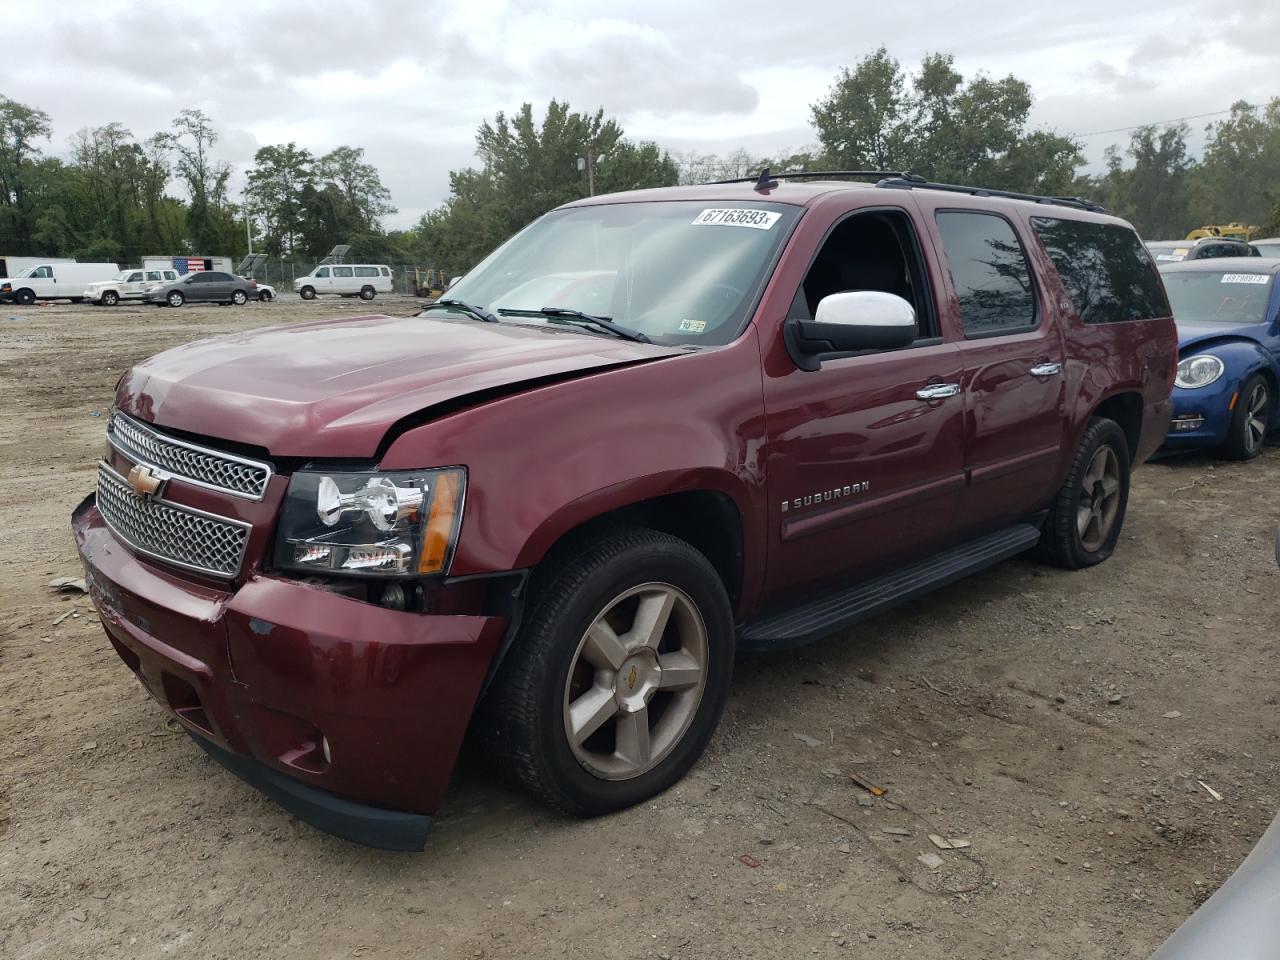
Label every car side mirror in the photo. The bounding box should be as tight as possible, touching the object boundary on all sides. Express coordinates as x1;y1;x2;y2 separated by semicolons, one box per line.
786;291;917;371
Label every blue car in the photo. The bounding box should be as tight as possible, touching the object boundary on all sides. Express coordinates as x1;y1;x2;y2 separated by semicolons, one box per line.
1159;258;1280;459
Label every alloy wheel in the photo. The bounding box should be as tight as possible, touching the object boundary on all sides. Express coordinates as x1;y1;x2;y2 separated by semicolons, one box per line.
562;583;708;781
1076;445;1121;551
1245;381;1269;455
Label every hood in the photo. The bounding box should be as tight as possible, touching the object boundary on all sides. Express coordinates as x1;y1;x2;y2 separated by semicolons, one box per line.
116;313;684;457
1176;321;1267;352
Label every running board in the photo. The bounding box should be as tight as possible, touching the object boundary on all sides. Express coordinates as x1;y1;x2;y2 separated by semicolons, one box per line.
738;523;1042;651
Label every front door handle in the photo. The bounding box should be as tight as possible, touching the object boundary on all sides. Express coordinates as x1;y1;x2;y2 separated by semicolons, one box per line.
916;383;960;401
1030;362;1063;377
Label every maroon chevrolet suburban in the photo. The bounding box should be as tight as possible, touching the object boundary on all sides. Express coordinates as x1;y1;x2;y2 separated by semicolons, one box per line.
72;172;1176;849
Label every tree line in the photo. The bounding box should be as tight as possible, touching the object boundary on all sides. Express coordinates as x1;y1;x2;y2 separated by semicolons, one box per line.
2;47;1278;276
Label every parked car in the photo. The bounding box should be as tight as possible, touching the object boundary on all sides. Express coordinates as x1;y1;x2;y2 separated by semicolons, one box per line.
1158;258;1280;459
0;255;75;278
142;271;258;307
1147;237;1260;262
242;278;276;302
1250;237;1280;257
85;268;181;306
72;174;1176;850
294;264;393;300
0;261;120;304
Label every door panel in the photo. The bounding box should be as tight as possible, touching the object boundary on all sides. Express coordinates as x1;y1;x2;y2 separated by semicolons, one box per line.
763;342;968;602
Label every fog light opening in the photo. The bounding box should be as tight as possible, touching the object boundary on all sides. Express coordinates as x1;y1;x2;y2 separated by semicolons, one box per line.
1170;415;1205;432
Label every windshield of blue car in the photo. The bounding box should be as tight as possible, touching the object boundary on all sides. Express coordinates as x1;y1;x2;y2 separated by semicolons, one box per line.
431;201;801;346
1163;271;1275;325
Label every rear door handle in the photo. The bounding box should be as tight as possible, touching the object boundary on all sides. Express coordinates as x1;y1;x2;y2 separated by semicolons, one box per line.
1030;362;1062;377
916;383;960;401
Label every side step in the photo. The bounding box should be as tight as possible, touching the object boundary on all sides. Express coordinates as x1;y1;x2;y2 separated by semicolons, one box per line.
738;523;1042;651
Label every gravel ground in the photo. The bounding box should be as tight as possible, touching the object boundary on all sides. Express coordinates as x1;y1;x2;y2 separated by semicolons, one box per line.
1;296;1277;960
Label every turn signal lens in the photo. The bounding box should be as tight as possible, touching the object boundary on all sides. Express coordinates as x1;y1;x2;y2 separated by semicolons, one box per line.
419;469;464;575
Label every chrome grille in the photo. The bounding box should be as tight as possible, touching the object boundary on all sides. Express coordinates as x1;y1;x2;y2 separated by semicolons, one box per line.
96;462;250;578
108;412;272;500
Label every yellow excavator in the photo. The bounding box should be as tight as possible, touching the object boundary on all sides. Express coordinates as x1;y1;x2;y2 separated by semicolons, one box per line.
1185;223;1260;241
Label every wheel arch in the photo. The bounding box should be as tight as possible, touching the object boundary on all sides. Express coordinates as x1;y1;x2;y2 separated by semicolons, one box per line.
517;477;748;617
1089;391;1144;461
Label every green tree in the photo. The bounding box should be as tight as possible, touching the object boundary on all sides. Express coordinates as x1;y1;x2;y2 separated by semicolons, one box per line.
1192;98;1280;228
315;145;394;227
1087;125;1193;238
245;142;315;257
413;100;678;274
163;109;232;252
810;48;1082;192
0;95;54;252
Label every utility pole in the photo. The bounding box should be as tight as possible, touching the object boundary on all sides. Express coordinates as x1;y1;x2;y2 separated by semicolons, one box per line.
577;152;605;197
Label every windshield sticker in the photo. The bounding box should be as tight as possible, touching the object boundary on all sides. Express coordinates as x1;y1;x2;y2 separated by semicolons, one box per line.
678;318;708;333
1221;274;1269;284
692;208;781;230
1155;254;1184;261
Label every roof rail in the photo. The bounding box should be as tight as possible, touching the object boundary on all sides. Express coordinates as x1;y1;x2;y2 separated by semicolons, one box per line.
876;176;1106;214
711;169;926;186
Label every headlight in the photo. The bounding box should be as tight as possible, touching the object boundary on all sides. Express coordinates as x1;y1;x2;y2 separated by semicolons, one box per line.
1175;354;1225;389
273;467;465;577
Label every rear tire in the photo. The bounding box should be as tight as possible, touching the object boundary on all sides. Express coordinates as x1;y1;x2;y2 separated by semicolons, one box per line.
299;286;316;300
1223;373;1270;461
231;290;247;305
359;285;376;301
1037;417;1131;569
479;527;734;817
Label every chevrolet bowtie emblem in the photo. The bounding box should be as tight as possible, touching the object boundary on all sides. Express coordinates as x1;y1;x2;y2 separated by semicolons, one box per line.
626;665;638;691
127;464;165;499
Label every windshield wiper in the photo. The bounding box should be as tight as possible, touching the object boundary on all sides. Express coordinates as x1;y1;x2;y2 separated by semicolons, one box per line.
421;298;498;323
496;306;651;344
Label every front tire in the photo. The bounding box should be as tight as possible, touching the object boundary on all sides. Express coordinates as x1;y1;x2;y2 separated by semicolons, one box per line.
481;527;734;817
299;286;316;300
167;291;184;308
1223;373;1270;461
1037;417;1131;569
102;290;119;306
231;290;247;305
14;289;35;306
258;290;272;302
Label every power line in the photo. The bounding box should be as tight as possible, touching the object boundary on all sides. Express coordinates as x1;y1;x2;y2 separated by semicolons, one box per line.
1074;106;1246;139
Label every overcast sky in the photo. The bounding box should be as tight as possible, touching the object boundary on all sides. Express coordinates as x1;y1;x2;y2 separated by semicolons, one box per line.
2;0;1277;230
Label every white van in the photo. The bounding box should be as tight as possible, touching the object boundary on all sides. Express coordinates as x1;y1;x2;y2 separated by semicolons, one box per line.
294;264;394;300
0;262;120;304
85;268;181;306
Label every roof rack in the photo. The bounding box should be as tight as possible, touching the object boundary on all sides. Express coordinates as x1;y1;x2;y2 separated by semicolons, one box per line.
713;167;1105;214
711;169;926;187
876;176;1106;214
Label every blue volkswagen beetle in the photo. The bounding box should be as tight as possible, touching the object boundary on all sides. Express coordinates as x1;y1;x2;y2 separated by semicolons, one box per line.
1159;258;1280;459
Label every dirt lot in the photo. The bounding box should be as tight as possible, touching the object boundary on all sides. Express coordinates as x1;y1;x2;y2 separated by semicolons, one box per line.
1;296;1278;960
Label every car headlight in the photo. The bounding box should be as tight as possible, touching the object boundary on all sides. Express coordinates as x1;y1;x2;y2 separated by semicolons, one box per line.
1175;354;1225;389
273;468;465;577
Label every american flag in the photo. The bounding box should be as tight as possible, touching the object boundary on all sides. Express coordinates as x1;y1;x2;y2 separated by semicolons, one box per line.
174;257;208;274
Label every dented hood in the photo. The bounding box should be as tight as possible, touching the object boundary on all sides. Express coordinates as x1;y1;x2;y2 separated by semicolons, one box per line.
116;313;683;457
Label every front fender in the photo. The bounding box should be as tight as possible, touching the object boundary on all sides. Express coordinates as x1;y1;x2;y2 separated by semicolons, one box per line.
378;338;770;613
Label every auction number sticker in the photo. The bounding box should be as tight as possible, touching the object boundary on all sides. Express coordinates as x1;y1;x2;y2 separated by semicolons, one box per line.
1221;273;1269;284
692;208;781;230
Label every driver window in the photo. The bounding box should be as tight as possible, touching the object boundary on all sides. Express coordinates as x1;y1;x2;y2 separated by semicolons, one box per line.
34;265;53;279
791;210;935;340
128;272;144;282
315;267;330;278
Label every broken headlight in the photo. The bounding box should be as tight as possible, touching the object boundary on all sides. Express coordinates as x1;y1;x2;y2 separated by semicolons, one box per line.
274;468;465;577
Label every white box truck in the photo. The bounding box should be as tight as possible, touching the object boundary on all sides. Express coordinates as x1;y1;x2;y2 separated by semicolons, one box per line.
0;261;120;304
143;255;234;276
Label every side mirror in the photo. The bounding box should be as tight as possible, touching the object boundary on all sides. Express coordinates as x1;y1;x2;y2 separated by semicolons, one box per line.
787;291;917;371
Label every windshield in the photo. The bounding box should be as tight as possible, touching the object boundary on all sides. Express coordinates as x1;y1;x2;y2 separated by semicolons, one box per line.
435;201;801;345
1254;242;1280;257
1146;242;1189;263
1163;271;1275;325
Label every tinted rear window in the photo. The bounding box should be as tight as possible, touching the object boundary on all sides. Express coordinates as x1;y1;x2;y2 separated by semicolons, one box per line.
355;266;378;277
935;211;1037;335
1031;217;1170;323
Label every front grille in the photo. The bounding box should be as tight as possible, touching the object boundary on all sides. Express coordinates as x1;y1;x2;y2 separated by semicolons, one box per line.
96;462;250;578
108;412;272;500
